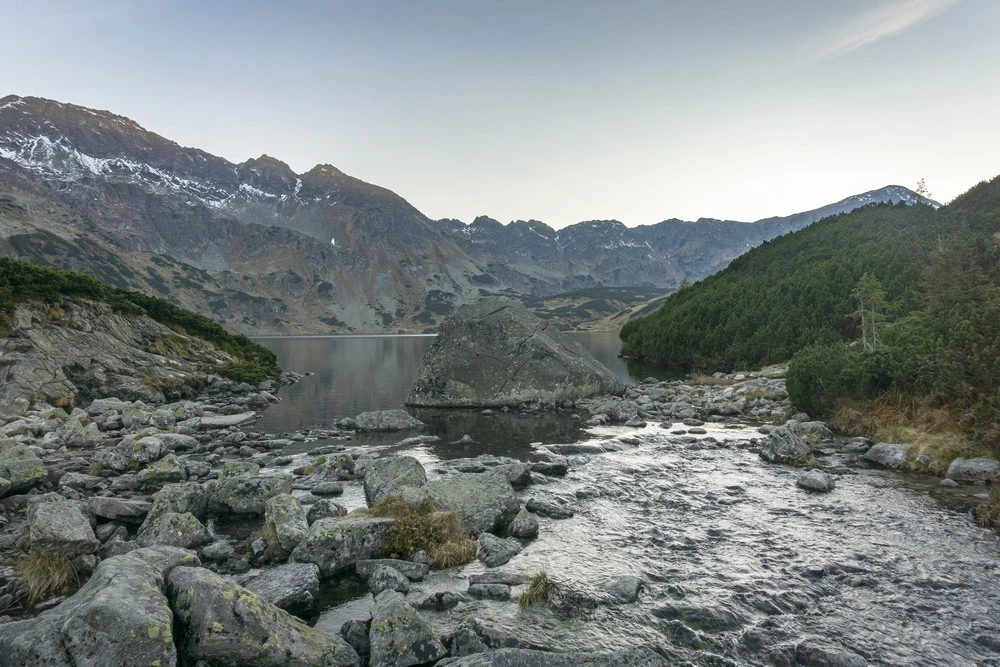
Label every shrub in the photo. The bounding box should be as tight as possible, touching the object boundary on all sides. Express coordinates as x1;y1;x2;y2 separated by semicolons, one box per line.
353;496;476;568
786;342;894;418
518;570;558;607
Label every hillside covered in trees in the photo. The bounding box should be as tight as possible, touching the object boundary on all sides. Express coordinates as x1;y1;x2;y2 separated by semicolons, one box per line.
620;175;1000;453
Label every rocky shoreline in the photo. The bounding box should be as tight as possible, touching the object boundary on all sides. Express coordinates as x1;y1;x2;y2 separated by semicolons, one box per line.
1;363;997;665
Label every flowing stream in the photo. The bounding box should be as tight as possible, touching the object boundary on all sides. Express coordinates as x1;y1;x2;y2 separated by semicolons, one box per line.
249;335;1000;665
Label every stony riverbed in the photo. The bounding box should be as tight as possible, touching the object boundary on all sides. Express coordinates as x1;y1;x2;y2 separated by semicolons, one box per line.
1;371;999;665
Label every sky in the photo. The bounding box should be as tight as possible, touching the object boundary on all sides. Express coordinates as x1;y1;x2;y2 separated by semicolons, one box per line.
2;0;998;228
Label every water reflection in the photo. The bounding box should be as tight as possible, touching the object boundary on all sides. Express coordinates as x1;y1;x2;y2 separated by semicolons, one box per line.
252;331;657;433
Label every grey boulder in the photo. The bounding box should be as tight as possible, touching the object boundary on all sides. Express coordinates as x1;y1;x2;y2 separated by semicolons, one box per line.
363;455;427;505
291;517;395;577
945;457;1000;483
167;565;359;666
135;511;212;549
797;469;835;493
507;508;539;537
759;427;810;464
242;562;321;614
401;471;519;535
28;496;99;558
476;533;522;567
406;299;624;408
354;409;425;432
369;590;447;667
368;565;411;595
861;443;909;469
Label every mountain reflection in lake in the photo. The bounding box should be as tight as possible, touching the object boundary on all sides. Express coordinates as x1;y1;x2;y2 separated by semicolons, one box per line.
251;331;659;438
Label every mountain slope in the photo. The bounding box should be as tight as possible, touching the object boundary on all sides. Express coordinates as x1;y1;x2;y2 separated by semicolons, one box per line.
0;95;936;334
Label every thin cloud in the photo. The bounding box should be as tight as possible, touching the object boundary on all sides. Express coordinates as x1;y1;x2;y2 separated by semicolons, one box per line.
809;0;960;60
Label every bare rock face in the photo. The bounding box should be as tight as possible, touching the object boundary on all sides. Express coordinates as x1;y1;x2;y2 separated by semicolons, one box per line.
406;299;624;408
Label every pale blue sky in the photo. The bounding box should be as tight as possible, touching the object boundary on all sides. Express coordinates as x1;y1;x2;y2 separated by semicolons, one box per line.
2;0;997;227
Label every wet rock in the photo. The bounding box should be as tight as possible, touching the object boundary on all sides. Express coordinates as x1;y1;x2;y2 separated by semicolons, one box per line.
167;565;359;666
416;591;465;611
467;583;511;600
265;493;308;554
290;517;395;576
369;590;447;667
860;442;910;469
508;508;539;537
208;474;293;515
406;299;623;408
786;420;835;441
354;409;425;432
945;457;1000;483
794;641;868;667
363;455;427;505
441;646;668;666
0;444;47;495
759;427;810;464
135;511;212;549
419;473;519;535
445;617;544;656
307;498;348;524
939;478;960;487
605;575;644;603
144;480;208;525
218;460;260;481
495;462;532;489
530;456;568;477
477;532;522;567
0;546;198;666
28;495;99;558
369;564;411;595
469;570;531;586
546;443;606;455
526;497;575;519
797;469;836;493
312;481;344;496
356;558;429;581
242;562;321;613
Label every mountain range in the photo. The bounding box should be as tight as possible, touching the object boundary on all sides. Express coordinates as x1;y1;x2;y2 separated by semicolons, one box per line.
0;95;937;334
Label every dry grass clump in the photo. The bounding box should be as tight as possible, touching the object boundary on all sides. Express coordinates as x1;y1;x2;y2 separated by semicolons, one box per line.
16;553;77;604
303;455;326;475
975;474;1000;528
832;391;988;472
518;570;558;608
247;520;288;563
353;496;476;569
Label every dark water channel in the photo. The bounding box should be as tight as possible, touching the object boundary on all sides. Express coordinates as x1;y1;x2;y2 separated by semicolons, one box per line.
247;335;1000;665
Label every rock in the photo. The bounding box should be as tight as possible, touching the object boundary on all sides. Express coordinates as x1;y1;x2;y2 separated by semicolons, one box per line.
135;452;187;490
200;411;258;428
167;565;359;666
242;562;321;613
477;532;522;567
945;457;1000;483
363;456;427;505
307;498;348;525
786;420;835;441
354;409;425;432
57;417;102;447
415;591;465;611
340;618;371;661
624;416;648;427
144;481;208;525
200;541;236;561
495;462;532;489
28;496;99;558
526;497;574;519
88;496;151;522
0;444;47;495
406;299;624;408
58;471;103;490
445;617;543;656
402;471;520;535
208;474;293;515
469;571;531;586
606;575;644;603
312;481;344;496
265;493;309;553
218;460;260;481
530;456;569;477
135;511;212;549
0;546;199;666
759;427;810;464
861;443;909;469
369;565;411;595
468;583;512;600
369;590;447;667
797;469;835;492
356;559;429;582
508;508;539;537
545;443;606;455
290;517;395;577
940;478;960;487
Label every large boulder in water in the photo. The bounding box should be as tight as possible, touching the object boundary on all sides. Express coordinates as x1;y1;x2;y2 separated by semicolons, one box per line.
406;299;624;408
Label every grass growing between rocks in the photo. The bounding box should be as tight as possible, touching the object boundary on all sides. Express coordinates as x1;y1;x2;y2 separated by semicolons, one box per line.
831;392;993;472
352;496;477;568
16;553;77;604
518;570;558;608
974;473;1000;529
302;455;326;475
